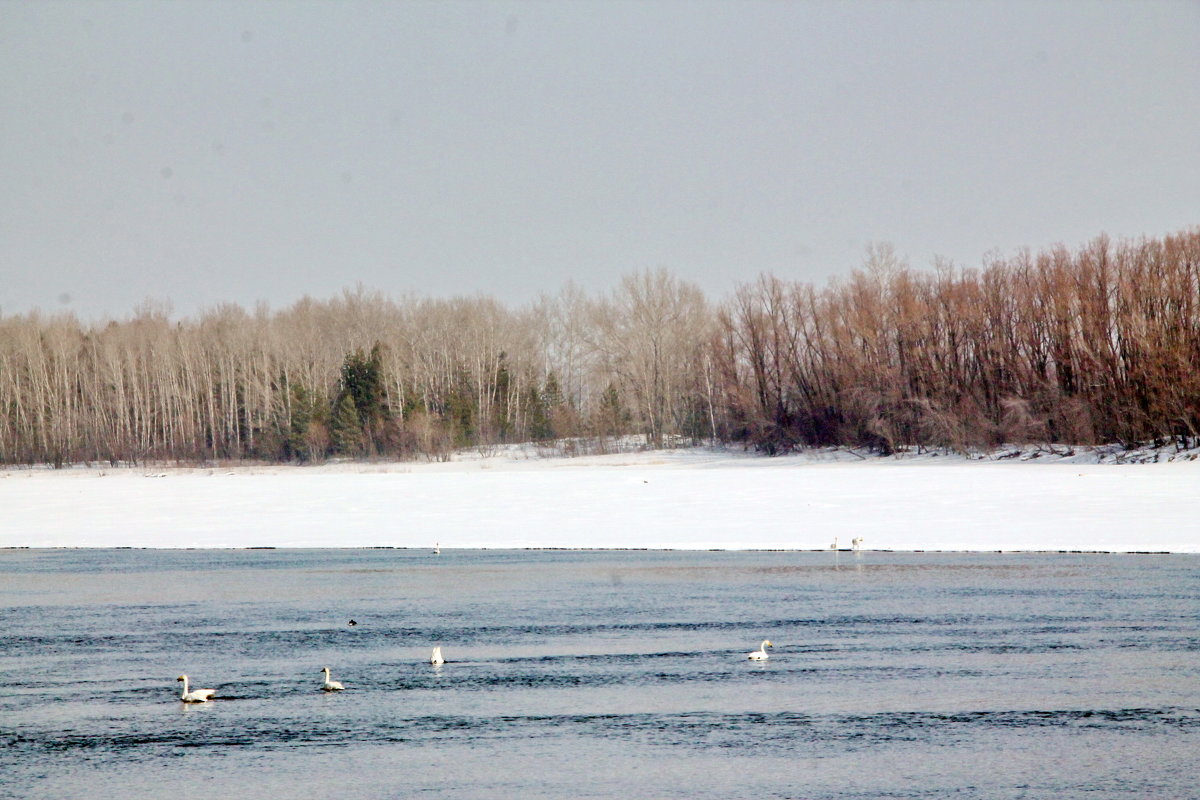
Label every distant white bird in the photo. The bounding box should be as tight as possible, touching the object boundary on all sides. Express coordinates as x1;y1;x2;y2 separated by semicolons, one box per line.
430;646;445;665
829;537;839;551
434;543;441;555
176;674;215;703
320;666;344;692
851;536;864;552
747;640;773;661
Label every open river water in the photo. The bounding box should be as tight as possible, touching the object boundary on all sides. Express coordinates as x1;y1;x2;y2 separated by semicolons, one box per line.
1;549;1197;799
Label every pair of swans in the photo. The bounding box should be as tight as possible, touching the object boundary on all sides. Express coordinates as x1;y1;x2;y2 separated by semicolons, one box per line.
177;668;346;700
324;646;444;689
319;647;446;694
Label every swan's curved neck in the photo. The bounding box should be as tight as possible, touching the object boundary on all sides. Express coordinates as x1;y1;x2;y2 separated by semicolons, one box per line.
179;677;189;696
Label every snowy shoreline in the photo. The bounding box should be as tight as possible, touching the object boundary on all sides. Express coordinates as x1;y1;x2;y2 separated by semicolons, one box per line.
3;445;1199;553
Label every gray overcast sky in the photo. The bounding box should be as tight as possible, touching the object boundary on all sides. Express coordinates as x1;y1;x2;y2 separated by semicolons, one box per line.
2;0;1198;321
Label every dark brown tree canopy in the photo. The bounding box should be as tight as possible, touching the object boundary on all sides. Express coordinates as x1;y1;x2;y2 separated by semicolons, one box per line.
2;230;1198;467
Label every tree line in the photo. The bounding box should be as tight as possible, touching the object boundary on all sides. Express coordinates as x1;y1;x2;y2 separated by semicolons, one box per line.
1;228;1197;467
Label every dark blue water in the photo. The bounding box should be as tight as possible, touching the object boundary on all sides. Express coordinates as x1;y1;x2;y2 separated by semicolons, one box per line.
1;549;1197;799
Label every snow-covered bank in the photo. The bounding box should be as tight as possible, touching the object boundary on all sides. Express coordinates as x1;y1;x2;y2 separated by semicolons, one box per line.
2;446;1198;552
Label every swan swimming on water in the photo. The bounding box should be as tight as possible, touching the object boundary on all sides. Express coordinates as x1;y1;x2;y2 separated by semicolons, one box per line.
430;646;445;665
320;667;344;691
747;640;773;661
176;674;215;703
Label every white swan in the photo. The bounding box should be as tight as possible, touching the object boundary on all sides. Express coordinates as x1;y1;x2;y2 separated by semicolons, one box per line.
851;536;864;551
747;640;773;661
320;666;344;691
430;646;445;665
176;674;215;703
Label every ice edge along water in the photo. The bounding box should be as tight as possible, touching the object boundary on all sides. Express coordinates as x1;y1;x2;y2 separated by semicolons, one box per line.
1;445;1198;552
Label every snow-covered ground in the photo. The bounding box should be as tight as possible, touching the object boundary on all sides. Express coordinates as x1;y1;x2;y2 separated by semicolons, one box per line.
2;445;1198;552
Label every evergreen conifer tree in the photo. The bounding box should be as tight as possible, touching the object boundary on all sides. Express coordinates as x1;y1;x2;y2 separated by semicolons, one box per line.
329;391;363;455
335;344;389;454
